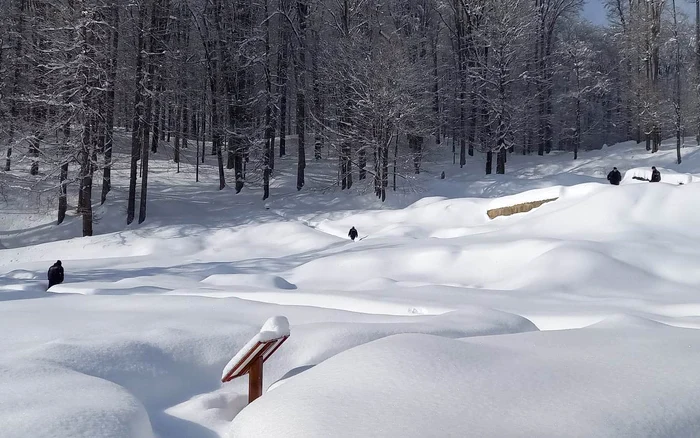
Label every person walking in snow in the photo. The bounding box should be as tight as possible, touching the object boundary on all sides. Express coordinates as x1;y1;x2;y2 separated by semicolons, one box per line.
348;227;358;241
650;166;661;183
607;167;622;185
47;260;64;289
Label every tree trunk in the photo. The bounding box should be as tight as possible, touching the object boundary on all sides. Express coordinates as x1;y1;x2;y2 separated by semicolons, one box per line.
674;0;682;163
433;36;440;145
182;98;189;151
140;0;167;224
456;0;467;168
195;109;200;182
57;124;69;225
410;134;423;174
468;95;476;157
312;29;323;160
574;83;581;160
696;0;700;145
102;3;119;205
278;10;289;158
295;0;308;191
6;0;25;172
544;37;553;154
127;3;146;225
201;98;206;163
496;147;505;175
212;98;225;189
359;147;366;179
393;130;398;191
262;0;272;199
151;95;161;154
205;0;226;189
174;104;181;164
485;150;492;175
29;136;40;175
4;146;10;172
537;17;545;156
381;138;388;202
167;104;172;142
78;120;94;237
58;161;69;225
159;100;166;142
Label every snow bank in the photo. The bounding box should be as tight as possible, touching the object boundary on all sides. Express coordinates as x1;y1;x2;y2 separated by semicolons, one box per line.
230;327;700;437
622;167;700;185
311;196;489;240
0;361;153;438
485;182;599;211
202;274;296;290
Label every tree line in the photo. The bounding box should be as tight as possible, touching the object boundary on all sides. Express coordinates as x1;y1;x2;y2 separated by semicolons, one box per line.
0;0;697;236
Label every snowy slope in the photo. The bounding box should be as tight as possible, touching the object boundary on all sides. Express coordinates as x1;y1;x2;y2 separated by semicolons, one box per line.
231;326;700;437
3;138;700;437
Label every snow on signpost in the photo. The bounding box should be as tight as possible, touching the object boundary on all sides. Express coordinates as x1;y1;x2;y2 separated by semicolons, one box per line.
221;316;290;404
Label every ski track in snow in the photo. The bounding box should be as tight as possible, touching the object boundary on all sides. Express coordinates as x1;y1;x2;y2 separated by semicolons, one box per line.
4;136;700;436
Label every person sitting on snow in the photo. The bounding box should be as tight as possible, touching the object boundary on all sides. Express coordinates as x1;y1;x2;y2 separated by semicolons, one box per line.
47;260;64;290
348;227;358;241
650;166;661;183
607;167;622;185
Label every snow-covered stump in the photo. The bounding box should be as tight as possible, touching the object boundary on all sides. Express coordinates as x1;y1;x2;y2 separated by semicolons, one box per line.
221;316;291;404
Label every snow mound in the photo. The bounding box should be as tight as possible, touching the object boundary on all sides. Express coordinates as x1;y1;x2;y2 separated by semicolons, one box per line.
311;196;489;240
204;222;342;258
485;183;598;211
201;274;296;290
0;361;153;438
230;327;700;437
587;313;671;329
267;365;316;392
623;167;700;185
4;269;39;280
49;283;172;295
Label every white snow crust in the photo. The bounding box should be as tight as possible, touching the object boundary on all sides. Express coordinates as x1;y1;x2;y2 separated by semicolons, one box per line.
3;136;700;437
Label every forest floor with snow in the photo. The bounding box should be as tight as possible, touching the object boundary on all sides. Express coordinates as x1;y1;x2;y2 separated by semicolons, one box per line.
3;136;700;437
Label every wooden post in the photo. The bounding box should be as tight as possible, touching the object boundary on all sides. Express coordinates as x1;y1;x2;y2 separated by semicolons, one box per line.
248;355;263;403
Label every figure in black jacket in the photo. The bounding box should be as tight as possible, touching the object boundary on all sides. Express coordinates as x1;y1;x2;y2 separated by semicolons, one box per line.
47;260;64;289
607;167;622;185
650;166;661;183
348;227;358;241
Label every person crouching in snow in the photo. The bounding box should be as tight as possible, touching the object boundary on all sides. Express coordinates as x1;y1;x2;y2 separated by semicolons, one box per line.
650;166;661;183
47;260;64;290
607;167;621;185
348;227;358;241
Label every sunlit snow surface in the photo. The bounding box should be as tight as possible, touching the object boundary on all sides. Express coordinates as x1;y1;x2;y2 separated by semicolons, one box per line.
3;136;700;437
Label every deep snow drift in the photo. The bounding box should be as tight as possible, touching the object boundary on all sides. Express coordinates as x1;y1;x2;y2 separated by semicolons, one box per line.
3;137;700;437
231;326;700;437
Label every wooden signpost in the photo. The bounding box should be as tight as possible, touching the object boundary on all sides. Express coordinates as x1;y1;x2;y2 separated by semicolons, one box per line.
221;333;290;404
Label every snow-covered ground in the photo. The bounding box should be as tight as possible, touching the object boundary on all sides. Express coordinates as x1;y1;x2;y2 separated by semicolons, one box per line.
3;136;700;437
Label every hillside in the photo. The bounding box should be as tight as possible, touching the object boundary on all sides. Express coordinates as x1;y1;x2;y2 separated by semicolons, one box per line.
3;138;700;437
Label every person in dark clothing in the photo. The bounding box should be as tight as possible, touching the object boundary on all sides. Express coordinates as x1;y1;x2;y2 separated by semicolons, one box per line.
650;166;661;183
47;260;64;289
607;167;622;185
348;227;358;241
